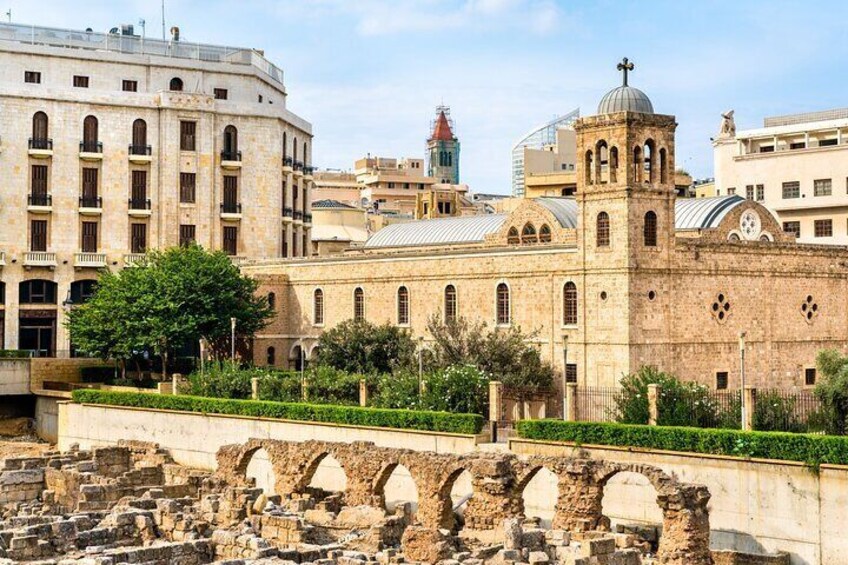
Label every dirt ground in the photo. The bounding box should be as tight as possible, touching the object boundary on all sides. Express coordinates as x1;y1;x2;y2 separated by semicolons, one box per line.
0;418;51;459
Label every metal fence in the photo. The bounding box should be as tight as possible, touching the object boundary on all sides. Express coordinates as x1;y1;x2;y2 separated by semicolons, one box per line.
576;386;618;422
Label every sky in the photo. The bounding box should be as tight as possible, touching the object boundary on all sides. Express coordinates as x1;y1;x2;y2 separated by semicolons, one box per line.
7;0;848;194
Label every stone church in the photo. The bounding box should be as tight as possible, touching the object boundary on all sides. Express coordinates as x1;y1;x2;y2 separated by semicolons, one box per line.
244;61;848;391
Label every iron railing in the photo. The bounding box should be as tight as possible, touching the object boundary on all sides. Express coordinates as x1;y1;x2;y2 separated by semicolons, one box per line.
221;149;242;162
293;160;304;171
128;198;151;210
221;202;242;214
79;141;103;153
128;144;152;156
283;156;293;167
28;137;52;150
28;194;52;206
293;211;303;220
283;207;293;218
79;195;102;208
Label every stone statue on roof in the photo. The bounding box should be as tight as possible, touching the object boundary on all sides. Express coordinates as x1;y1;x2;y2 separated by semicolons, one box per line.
719;110;736;138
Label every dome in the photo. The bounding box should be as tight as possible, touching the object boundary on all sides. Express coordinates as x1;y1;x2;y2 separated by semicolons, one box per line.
597;85;654;115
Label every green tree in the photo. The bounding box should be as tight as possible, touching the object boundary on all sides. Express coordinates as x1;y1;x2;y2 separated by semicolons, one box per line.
66;245;273;377
815;349;848;435
425;315;555;389
316;319;417;375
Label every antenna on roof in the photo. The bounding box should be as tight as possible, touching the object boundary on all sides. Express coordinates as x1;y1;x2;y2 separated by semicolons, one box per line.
5;8;11;23
161;0;166;40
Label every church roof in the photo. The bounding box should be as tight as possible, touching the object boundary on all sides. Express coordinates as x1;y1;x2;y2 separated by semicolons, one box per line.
365;214;507;249
674;195;746;229
430;111;455;141
536;197;578;228
597;85;654;115
363;196;748;250
312;199;357;210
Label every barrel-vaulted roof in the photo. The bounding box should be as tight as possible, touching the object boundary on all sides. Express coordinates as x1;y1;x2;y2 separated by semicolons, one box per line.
363;196;749;249
364;214;508;249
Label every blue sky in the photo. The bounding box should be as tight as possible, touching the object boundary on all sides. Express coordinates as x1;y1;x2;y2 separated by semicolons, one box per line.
9;0;848;194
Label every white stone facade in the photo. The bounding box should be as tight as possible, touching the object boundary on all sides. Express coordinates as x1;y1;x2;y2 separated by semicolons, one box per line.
0;23;314;354
713;108;848;244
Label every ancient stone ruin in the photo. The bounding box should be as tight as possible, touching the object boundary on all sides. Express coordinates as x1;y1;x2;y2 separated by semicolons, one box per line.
0;438;719;564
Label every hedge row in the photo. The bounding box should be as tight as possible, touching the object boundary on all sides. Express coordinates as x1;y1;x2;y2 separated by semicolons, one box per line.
71;389;484;435
516;419;848;468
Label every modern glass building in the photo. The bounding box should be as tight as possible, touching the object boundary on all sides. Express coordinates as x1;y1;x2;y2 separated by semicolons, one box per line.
511;109;580;197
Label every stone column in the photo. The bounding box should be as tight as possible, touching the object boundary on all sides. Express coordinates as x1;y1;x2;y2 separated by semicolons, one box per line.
552;462;607;533
565;383;577;422
463;457;522;532
657;484;713;565
488;381;503;423
743;387;757;432
647;384;660;426
251;377;260;400
359;379;368;407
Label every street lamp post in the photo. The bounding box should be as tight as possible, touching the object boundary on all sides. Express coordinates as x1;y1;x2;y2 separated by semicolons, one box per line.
418;336;425;395
230;317;236;363
562;334;569;420
739;331;747;430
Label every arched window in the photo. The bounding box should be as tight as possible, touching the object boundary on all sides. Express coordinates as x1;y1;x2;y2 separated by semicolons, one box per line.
609;146;619;183
169;77;183;91
293;136;298;163
397;286;409;325
644;139;655;183
596;212;610;247
496;283;510;325
70;280;97;304
659;148;668;184
0;282;5;305
353;287;364;321
313;289;324;325
19;279;57;304
32;112;49;146
644;211;658;247
584;150;594;185
267;292;276;309
633;145;643;183
303;141;308;167
563;282;578;325
282;132;288;161
266;346;276;366
444;285;457;323
82;115;99;152
539;224;552;243
521;223;537;244
131;119;147;154
596;140;608;183
223;125;238;159
507;227;520;245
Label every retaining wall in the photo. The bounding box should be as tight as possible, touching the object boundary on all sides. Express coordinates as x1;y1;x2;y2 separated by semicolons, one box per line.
510;438;847;565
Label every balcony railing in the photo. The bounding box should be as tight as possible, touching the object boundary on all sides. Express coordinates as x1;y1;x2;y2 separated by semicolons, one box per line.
128;198;151;210
123;253;146;267
221;150;242;162
303;165;314;175
29;138;53;150
304;213;312;223
79;196;102;208
283;156;293;167
79;141;103;153
23;251;57;267
293;160;304;171
221;202;242;214
28;194;52;206
74;252;106;268
283;206;293;218
128;144;152;156
293;211;303;220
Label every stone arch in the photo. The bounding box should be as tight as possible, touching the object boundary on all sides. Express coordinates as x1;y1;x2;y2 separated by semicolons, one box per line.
289;343;304;370
520;222;537;244
245;447;277;497
595;139;608;183
516;464;559;527
584;149;594;185
507;226;520;245
659;147;668;184
374;461;419;514
600;470;662;533
609;145;619;183
538;224;551;243
644;139;656;183
633;144;643;183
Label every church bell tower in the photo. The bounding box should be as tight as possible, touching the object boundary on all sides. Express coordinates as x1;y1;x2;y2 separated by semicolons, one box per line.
427;106;460;184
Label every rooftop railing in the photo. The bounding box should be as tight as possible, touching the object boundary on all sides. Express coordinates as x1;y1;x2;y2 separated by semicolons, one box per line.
0;22;284;85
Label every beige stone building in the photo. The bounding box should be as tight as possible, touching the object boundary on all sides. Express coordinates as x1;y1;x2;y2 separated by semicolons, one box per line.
309;199;368;256
714;108;848;244
0;22;313;355
246;61;848;392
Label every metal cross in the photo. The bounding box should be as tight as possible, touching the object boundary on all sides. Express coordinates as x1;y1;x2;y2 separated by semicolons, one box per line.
617;57;635;86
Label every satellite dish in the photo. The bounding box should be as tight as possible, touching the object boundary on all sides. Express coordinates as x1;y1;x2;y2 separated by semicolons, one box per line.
109;27;119;34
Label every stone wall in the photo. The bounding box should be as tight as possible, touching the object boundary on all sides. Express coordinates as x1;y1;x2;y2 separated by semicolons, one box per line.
215;438;713;565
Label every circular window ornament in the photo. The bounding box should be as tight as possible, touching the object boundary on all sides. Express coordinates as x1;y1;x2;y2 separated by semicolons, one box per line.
801;295;819;323
739;209;762;241
711;293;731;323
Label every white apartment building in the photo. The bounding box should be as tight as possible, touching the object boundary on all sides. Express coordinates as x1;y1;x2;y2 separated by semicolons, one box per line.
0;22;314;356
714;108;848;244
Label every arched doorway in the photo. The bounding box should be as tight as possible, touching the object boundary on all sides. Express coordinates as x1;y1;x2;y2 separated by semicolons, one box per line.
520;466;559;527
290;344;304;371
306;453;348;506
600;470;662;549
377;463;419;515
245;447;277;497
446;468;473;531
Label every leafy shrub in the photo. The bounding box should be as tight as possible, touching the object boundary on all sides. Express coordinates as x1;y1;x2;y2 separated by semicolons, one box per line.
256;372;303;403
371;371;423;410
0;350;33;358
421;365;489;415
72;389;484;434
80;366;118;383
613;366;729;428
516;420;848;468
425;316;555;389
815;349;848;435
317;320;417;375
185;361;257;399
305;366;367;406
